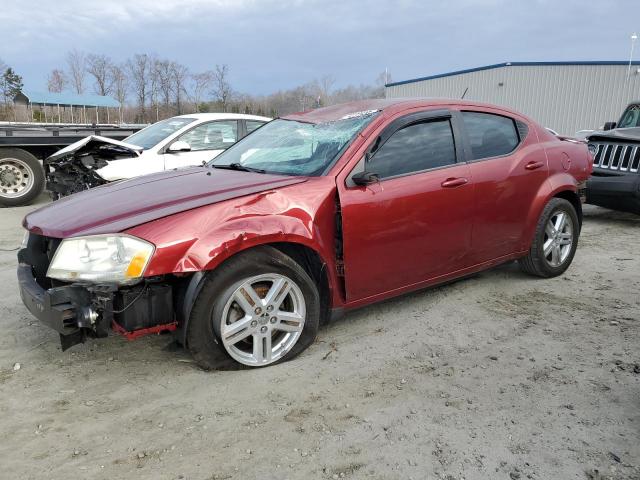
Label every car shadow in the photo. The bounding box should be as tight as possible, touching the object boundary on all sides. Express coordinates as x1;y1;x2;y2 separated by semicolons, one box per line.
583;205;640;226
322;260;525;334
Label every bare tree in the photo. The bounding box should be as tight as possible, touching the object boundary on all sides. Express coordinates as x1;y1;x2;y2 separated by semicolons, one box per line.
66;50;86;94
47;69;67;93
127;53;150;122
293;81;320;112
171;62;189;114
374;70;392;97
155;59;173;116
211;64;233;112
86;54;114;96
111;63;128;121
148;57;160;122
190;71;213;112
318;74;335;103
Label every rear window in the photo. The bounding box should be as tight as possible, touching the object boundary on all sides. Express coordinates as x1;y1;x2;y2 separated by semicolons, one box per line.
462;112;520;160
246;120;266;134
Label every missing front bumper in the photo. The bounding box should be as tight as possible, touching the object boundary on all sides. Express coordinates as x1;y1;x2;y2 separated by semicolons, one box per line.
17;263;114;350
17;263;175;350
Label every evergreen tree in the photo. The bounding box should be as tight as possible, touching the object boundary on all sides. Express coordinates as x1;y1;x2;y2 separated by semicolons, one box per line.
0;67;24;103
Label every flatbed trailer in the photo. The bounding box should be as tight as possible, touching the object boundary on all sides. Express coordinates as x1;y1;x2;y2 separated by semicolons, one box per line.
0;123;144;207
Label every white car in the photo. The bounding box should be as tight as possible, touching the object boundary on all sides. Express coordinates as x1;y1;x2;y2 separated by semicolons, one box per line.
46;113;271;197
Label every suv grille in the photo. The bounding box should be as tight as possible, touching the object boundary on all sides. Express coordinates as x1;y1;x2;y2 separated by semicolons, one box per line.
591;142;640;173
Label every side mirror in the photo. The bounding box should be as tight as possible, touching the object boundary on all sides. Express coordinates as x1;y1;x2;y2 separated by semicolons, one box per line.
603;121;617;131
352;171;380;186
168;140;191;153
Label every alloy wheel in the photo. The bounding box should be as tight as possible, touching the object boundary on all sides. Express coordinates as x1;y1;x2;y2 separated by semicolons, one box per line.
543;210;574;267
218;273;306;366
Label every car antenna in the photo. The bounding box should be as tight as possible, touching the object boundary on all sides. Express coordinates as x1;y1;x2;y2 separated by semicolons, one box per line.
461;87;469;99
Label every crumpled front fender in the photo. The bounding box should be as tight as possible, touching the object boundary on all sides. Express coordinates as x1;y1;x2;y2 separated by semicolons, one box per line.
127;179;338;277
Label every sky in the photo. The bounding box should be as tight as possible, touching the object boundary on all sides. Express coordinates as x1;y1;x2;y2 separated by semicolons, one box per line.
1;0;639;96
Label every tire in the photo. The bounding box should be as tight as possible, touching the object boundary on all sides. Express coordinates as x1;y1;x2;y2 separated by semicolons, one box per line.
518;198;580;278
187;246;321;370
0;148;45;207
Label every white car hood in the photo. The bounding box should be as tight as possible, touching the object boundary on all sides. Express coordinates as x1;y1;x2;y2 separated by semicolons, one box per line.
48;135;144;161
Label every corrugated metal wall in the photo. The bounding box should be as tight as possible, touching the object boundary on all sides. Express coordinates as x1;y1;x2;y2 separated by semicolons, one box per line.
386;65;640;135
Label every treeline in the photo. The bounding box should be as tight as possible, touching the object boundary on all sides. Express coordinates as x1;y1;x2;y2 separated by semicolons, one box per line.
0;51;391;123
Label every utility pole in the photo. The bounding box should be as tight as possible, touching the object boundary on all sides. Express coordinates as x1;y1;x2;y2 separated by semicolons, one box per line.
629;32;638;78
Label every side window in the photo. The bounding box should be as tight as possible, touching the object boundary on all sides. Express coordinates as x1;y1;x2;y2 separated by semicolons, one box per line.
461;111;520;160
367;119;456;179
246;120;266;134
178;120;238;151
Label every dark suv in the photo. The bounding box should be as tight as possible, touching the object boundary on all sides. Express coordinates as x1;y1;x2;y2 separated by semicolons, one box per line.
587;102;640;214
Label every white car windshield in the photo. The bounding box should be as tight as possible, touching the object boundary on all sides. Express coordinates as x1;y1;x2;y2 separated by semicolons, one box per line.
209;113;378;176
124;117;196;149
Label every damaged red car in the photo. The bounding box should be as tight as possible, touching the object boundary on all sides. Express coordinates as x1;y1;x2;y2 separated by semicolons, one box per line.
18;99;592;369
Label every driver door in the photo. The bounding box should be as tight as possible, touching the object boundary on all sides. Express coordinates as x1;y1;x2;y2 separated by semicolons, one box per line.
338;110;474;301
164;120;239;169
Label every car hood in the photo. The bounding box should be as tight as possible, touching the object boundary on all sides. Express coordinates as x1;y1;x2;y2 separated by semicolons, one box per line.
24;167;307;238
588;127;640;142
47;135;144;162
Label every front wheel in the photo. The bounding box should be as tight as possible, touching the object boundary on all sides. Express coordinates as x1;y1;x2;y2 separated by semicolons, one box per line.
187;246;320;370
518;197;580;278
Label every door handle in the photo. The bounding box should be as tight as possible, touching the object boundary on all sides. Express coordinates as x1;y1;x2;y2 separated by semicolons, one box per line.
441;177;469;188
525;161;545;170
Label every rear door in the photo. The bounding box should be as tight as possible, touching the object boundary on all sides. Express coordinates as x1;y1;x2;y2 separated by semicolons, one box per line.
338;109;474;301
456;109;548;262
164;120;239;169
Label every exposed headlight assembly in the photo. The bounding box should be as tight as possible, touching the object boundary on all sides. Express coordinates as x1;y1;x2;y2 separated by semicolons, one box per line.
47;234;154;285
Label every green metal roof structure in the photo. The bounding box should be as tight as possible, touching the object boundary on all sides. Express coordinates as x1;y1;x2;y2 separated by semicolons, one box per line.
14;90;120;108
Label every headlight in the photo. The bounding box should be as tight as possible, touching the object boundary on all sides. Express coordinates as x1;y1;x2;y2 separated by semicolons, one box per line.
47;234;154;285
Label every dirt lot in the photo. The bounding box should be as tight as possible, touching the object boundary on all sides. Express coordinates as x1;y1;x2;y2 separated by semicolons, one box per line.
0;197;638;480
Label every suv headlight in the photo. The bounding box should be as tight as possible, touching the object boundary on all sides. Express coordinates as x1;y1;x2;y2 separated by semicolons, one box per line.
47;234;154;285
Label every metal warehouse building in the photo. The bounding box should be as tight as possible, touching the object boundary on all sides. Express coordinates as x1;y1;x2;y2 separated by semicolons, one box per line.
385;61;640;135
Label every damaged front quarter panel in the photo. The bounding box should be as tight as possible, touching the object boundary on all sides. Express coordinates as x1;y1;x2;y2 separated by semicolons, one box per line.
45;135;143;199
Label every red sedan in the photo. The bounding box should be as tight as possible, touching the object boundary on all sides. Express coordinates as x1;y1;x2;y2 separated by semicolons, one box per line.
18;99;592;369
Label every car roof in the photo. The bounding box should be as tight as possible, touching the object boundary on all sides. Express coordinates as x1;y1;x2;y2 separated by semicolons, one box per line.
173;113;271;122
281;98;528;123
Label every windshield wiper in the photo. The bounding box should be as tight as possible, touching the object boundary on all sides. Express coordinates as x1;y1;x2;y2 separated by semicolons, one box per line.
211;163;266;174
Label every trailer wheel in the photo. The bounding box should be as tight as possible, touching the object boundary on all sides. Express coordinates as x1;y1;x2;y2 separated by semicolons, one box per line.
0;148;45;207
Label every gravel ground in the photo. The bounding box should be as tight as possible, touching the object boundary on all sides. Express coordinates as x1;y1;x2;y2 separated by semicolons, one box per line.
0;197;638;480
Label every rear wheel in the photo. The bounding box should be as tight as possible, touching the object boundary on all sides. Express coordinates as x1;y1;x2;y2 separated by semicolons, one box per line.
519;198;579;278
187;246;320;370
0;149;45;207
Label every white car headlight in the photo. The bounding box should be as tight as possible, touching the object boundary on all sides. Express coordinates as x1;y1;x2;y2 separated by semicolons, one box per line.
47;234;155;285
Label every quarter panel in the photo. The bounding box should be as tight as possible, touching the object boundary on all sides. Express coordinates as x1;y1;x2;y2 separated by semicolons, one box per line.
517;137;591;249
